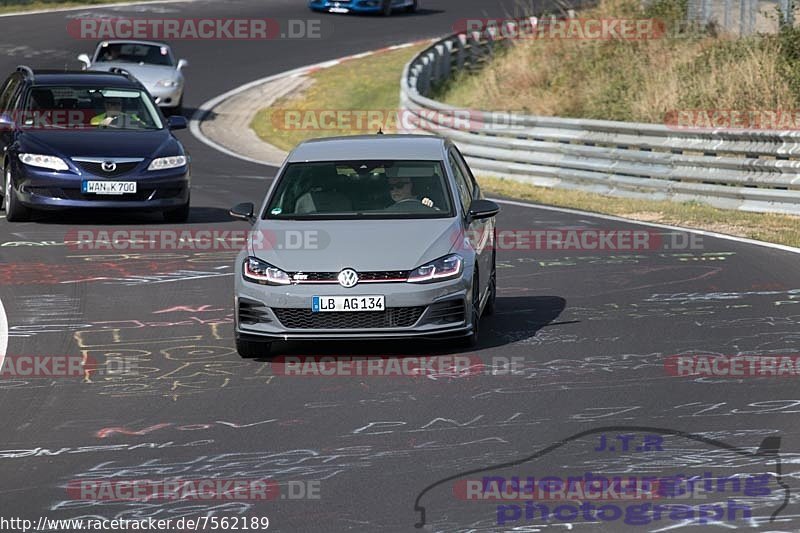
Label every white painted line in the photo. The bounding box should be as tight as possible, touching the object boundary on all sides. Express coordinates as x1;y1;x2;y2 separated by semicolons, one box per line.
491;198;800;256
0;296;7;372
348;52;375;59
0;0;198;18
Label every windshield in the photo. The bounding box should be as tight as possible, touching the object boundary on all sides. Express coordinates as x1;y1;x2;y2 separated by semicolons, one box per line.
22;86;163;130
94;42;174;66
265;160;454;219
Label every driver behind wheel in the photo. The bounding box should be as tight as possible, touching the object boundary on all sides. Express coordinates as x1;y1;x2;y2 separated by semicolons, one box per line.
388;176;434;207
90;97;142;127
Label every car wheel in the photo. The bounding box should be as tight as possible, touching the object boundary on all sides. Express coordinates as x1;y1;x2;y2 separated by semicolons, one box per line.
405;0;418;12
174;96;184;116
163;199;190;223
484;247;497;316
236;338;271;358
4;166;31;222
458;271;480;348
381;0;392;16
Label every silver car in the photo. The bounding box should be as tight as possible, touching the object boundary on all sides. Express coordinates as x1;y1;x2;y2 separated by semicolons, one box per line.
230;135;499;357
78;40;187;114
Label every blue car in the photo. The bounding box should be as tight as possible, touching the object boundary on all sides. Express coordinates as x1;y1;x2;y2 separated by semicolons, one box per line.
308;0;417;16
0;66;190;222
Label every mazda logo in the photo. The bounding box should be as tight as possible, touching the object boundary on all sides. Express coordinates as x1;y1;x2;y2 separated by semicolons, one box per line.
101;161;117;172
337;268;359;288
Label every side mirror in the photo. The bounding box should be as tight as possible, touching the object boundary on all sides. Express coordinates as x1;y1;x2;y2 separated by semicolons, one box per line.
230;202;255;223
467;199;500;220
167;115;187;130
177;59;189;71
0;113;15;130
77;53;91;70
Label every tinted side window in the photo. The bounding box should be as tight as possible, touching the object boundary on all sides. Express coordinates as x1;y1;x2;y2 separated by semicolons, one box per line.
452;146;479;198
449;152;471;213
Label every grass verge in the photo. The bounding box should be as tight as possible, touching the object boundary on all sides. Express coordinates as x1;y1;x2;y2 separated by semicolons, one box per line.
436;0;800;123
0;0;162;15
250;43;430;152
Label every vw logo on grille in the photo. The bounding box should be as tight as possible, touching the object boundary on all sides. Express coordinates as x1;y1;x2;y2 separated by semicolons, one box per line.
337;268;359;288
101;161;117;172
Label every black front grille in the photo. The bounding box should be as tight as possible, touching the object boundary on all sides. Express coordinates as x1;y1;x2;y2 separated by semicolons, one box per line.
360;271;410;282
239;299;271;325
273;307;424;329
287;270;410;283
424;300;466;325
26;187;182;202
75;161;140;177
59;188;155;201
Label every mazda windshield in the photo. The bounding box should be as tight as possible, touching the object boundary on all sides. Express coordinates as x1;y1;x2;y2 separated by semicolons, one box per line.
22;86;163;130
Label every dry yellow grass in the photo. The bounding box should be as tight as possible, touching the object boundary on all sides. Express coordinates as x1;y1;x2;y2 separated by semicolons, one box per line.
440;0;800;122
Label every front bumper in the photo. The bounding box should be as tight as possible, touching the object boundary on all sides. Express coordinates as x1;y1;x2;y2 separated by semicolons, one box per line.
14;160;189;211
235;274;473;341
148;85;184;108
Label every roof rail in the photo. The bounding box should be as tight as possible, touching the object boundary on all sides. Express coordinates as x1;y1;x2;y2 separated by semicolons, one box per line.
15;65;34;79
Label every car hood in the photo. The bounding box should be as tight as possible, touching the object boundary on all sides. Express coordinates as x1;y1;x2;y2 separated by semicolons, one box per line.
89;62;178;86
19;128;180;158
250;218;462;272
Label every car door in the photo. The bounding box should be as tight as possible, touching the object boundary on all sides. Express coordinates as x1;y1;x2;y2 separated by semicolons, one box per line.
0;74;22;182
448;147;493;302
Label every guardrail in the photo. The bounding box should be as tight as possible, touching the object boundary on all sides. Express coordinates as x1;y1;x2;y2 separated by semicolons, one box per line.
399;18;800;215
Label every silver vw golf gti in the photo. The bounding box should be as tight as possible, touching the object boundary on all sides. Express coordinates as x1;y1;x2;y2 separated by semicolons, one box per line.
230;135;499;357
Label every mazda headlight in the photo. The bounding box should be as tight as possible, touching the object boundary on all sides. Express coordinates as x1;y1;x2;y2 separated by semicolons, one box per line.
243;256;291;285
407;254;463;283
19;153;68;171
148;155;187;171
155;79;178;88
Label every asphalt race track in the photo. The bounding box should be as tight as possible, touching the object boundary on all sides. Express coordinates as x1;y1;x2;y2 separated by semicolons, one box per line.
1;1;800;532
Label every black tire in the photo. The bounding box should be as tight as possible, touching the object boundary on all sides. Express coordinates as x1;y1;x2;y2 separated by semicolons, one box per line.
4;166;31;222
484;248;497;316
163;200;190;223
236;338;271;358
381;0;392;16
405;0;418;12
457;271;480;348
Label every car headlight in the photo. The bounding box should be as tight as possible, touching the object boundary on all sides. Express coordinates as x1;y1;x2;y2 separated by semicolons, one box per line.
148;155;187;171
407;254;463;283
243;256;291;285
155;79;178;88
18;153;69;171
